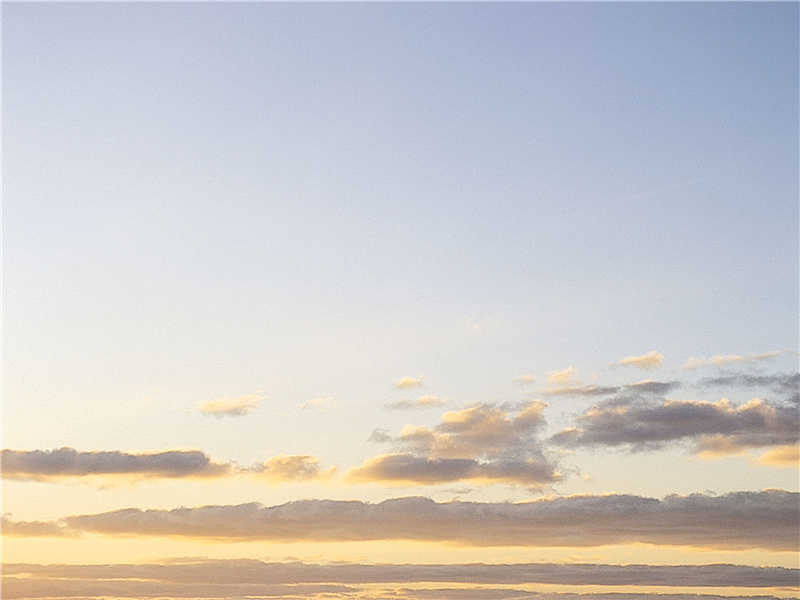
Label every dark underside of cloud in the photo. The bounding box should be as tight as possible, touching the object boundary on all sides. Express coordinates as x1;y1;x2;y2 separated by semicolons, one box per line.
5;490;796;551
0;448;230;480
551;395;799;454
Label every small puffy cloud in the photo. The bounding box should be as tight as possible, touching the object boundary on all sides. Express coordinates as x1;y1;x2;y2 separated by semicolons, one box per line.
616;350;663;369
514;374;535;385
393;375;424;389
0;448;231;482
547;367;579;386
551;396;799;457
48;490;798;551
246;454;336;483
347;401;560;487
683;351;782;370
387;395;447;410
198;393;262;417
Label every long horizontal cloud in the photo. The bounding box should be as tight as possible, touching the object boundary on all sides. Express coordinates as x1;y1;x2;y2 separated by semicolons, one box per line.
245;454;336;483
551;396;799;456
3;559;796;592
348;401;560;487
683;351;782;370
6;490;796;551
0;448;231;481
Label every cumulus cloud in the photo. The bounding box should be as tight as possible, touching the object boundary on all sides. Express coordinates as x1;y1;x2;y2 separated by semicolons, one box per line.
551;396;799;457
198;393;262;417
393;375;424;389
547;367;579;386
2;559;796;595
387;395;448;409
245;454;336;483
347;401;560;487
616;351;664;369
0;448;231;482
752;444;799;468
683;351;782;370
12;490;794;551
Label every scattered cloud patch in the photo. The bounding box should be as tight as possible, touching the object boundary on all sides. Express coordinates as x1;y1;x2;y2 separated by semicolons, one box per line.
623;380;681;395
617;351;664;369
33;490;797;551
393;375;424;389
542;368;618;397
0;448;231;482
387;395;447;410
683;351;782;370
0;516;72;537
752;444;800;468
547;367;579;386
347;401;559;487
246;454;336;483
198;393;262;417
514;374;535;385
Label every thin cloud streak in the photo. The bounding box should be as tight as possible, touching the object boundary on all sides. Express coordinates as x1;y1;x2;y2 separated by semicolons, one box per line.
616;351;664;369
7;490;794;551
198;393;262;417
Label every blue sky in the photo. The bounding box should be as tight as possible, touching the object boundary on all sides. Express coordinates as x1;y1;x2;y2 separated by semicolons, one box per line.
2;3;798;599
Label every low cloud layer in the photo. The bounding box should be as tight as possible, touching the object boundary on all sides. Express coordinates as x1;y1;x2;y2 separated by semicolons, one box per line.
0;448;231;481
3;559;796;594
348;401;560;487
551;396;799;457
198;393;262;417
6;490;795;551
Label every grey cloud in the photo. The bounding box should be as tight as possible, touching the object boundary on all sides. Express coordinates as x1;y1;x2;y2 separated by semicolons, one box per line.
0;448;231;481
540;385;621;397
697;371;799;396
551;396;799;454
0;516;72;537
623;380;681;395
349;401;560;486
51;490;798;551
3;559;796;589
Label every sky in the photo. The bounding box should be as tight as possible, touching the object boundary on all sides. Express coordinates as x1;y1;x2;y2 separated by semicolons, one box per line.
2;2;799;599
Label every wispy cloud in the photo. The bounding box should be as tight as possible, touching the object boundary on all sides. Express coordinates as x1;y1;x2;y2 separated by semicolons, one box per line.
347;401;560;487
299;397;337;412
616;351;664;369
541;368;619;397
9;490;794;551
0;448;231;482
386;395;448;410
514;374;535;385
551;396;799;458
623;380;681;395
683;351;782;370
393;375;424;389
245;454;336;483
198;393;263;417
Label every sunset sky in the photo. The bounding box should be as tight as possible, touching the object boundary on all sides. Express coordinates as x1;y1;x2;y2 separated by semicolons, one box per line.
2;2;799;599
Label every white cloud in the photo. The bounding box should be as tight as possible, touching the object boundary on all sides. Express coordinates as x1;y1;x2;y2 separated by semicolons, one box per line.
198;393;263;417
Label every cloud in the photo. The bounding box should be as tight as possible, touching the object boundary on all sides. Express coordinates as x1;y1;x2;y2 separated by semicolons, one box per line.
348;401;560;487
683;351;782;370
547;367;579;386
551;396;799;457
387;395;448;409
623;380;681;395
616;351;664;369
0;448;231;482
198;393;262;417
697;371;800;396
2;559;796;596
0;516;72;537
751;444;799;468
13;490;794;551
393;375;424;389
514;374;535;385
245;454;336;483
299;397;337;412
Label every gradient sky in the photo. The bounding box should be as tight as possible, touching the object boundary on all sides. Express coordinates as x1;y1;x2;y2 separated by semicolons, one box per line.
2;3;799;600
